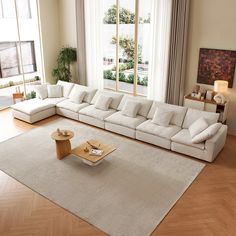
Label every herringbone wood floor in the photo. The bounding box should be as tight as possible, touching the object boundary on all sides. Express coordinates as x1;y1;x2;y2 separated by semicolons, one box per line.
0;108;236;236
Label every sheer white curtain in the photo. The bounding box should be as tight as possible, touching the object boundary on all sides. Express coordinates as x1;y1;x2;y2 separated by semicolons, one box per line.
147;0;172;101
84;0;103;89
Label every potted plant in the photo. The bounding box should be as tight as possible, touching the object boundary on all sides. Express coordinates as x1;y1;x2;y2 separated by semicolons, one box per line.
52;47;77;82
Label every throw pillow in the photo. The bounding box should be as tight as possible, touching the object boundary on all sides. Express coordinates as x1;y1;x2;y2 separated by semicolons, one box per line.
192;123;222;143
35;84;48;99
94;95;113;111
189;117;209;138
151;107;173;127
47;85;62;98
56;80;74;98
121;101;141;118
69;90;86;104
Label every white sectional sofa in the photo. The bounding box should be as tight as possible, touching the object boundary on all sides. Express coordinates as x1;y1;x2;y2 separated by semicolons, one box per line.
11;81;228;162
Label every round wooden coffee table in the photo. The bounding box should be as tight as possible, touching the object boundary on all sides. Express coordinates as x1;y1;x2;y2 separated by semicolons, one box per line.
51;130;74;160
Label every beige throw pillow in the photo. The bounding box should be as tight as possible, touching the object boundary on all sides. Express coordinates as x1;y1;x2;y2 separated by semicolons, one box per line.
35;84;48;99
192;123;222;143
121;101;141;118
69;90;86;104
95;95;113;111
47;85;62;98
189;117;209;138
151;107;173;127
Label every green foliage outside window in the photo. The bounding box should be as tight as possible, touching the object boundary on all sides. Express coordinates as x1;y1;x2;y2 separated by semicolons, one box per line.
103;70;147;86
103;5;150;24
111;36;142;63
103;5;135;24
104;70;116;80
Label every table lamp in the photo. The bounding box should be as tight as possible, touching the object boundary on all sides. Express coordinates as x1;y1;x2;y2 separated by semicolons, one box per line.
213;80;228;104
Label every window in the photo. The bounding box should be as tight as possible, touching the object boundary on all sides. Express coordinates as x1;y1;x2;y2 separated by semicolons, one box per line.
103;0;151;96
0;41;36;78
0;0;31;19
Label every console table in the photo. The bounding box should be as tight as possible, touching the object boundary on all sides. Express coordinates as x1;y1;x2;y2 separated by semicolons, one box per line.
12;92;24;104
184;94;229;123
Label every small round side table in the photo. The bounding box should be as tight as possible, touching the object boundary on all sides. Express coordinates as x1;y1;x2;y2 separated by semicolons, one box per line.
51;130;74;160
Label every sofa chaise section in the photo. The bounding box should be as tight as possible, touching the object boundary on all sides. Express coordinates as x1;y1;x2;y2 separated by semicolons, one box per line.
11;98;56;123
136;102;187;149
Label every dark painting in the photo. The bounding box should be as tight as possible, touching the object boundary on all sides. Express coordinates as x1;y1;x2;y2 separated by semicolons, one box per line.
197;48;236;88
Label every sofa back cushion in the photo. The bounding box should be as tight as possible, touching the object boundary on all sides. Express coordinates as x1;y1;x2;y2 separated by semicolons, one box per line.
182;108;219;129
147;101;187;127
151;107;174;127
57;80;74;98
121;101;141;118
91;90;124;109
69;84;97;104
69;90;86;104
94;95;113;111
47;85;62;98
117;95;153;117
35;84;48;99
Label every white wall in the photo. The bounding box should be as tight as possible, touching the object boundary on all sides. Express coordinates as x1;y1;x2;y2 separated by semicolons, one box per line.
58;0;77;82
38;0;60;84
58;0;77;47
185;0;236;135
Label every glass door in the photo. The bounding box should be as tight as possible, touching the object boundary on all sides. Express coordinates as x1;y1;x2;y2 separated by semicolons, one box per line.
102;0;151;96
0;0;43;109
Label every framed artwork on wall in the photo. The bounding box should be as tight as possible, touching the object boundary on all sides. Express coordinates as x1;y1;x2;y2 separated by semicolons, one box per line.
197;48;236;88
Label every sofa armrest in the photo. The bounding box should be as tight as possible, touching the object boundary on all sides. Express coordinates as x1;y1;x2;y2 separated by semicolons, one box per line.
205;125;228;161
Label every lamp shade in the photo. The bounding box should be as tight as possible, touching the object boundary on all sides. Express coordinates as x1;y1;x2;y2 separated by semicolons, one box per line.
214;80;228;93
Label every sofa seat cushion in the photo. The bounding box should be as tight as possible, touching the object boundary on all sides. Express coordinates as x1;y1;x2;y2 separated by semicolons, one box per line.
79;105;116;121
136;120;181;140
57;100;89;113
105;111;146;129
11;98;54;115
44;97;67;105
171;129;205;150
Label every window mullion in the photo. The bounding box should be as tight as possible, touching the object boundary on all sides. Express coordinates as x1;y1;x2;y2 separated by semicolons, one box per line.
133;0;139;96
115;0;119;92
14;0;26;96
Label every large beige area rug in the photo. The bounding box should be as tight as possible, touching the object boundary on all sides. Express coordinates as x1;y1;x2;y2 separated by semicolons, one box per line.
0;118;205;236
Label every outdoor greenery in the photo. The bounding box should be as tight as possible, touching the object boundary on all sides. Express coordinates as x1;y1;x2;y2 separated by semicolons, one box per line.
138;76;148;86
52;47;77;82
103;5;135;24
112;61;134;72
103;5;149;89
104;70;115;80
111;36;142;63
103;5;150;24
0;76;41;89
103;70;148;86
26;91;36;100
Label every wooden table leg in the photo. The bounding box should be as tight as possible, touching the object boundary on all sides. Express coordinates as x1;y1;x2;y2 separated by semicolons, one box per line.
55;140;71;160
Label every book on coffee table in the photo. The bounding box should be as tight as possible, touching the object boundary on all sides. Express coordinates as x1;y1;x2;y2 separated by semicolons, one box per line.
89;149;103;156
